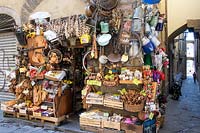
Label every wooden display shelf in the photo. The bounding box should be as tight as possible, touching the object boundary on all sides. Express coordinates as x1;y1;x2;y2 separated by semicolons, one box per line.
29;115;66;126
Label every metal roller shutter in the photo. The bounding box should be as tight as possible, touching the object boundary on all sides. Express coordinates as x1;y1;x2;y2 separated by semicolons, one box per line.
0;32;16;101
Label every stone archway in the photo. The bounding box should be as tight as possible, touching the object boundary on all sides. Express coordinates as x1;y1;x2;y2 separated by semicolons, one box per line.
167;24;187;89
0;6;21;26
167;21;200;89
0;7;19;98
21;0;44;23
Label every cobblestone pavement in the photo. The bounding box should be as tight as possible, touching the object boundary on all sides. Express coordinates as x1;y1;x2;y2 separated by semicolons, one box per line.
160;77;200;133
1;77;200;133
0;111;85;133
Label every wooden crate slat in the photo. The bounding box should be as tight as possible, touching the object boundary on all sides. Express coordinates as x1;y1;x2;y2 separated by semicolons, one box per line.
29;115;66;126
80;117;102;128
86;96;104;105
102;120;121;130
103;99;123;109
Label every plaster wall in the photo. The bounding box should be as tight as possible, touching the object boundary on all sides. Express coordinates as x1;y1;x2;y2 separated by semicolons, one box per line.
167;0;200;36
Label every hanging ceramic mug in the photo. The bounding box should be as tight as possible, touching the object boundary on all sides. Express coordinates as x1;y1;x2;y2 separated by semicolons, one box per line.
149;35;160;48
150;14;159;27
142;36;154;54
100;21;109;33
133;6;144;19
145;22;151;34
155;17;164;31
129;41;139;57
131;19;142;32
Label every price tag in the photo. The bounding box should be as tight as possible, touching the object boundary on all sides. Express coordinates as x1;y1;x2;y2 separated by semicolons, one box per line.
108;70;112;74
104;112;109;117
81;89;87;96
140;90;146;96
87;80;102;86
91;51;94;58
149;112;154;120
31;81;35;86
133;78;142;85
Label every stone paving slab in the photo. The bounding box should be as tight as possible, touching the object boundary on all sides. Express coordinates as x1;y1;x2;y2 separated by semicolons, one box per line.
160;78;200;133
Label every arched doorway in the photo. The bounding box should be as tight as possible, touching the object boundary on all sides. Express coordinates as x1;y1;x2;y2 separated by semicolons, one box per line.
0;7;21;101
168;21;200;89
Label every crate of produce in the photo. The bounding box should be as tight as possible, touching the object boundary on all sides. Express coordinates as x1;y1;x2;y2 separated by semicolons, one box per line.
19;108;27;114
103;94;123;109
102;120;121;130
121;122;143;133
86;93;104;105
33;110;42;117
80;117;102;128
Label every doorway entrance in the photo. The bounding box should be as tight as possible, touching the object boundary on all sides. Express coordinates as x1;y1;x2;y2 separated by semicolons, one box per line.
186;32;195;77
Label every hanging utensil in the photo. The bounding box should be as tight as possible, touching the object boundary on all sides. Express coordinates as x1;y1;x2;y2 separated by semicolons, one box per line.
99;46;108;64
129;32;142;58
121;44;129;63
107;37;121;63
91;11;98;59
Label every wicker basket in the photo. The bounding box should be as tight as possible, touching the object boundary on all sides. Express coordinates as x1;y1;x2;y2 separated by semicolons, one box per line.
124;101;144;112
103;77;119;87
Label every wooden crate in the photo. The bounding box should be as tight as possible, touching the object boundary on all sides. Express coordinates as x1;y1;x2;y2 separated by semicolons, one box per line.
80;125;125;133
29;115;66;126
16;112;29;119
80;117;102;128
3;110;16;118
33;111;42;117
103;99;123;110
121;122;143;133
102;120;121;130
86;95;104;105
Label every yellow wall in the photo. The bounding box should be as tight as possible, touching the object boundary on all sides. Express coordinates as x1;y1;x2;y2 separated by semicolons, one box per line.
167;0;200;36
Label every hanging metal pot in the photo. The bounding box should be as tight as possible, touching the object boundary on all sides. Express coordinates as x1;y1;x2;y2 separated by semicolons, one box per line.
129;32;142;58
99;0;119;11
85;4;96;18
107;39;121;63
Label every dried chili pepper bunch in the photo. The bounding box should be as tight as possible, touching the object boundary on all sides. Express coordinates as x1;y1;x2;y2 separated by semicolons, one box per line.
120;89;145;105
